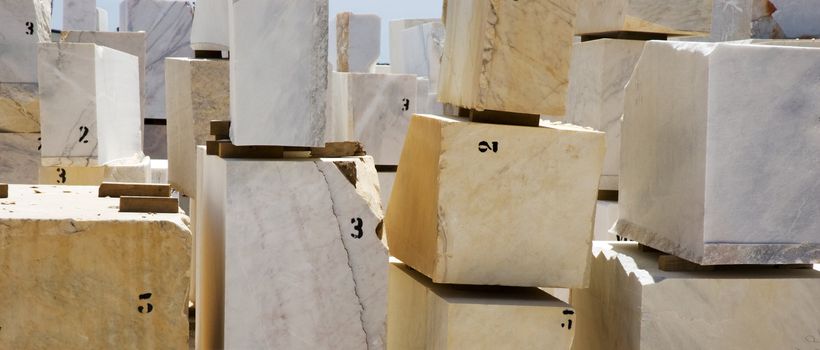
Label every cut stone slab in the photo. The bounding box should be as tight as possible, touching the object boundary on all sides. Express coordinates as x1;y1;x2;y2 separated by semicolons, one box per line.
229;0;328;147
96;7;109;31
0;83;40;133
336;12;381;73
400;22;445;93
39;156;151;185
166;58;229;198
150;159;168;184
0;133;40;184
416;77;444;115
143;123;167;159
190;0;229;51
378;171;395;212
566;39;645;190
389;19;439;75
571;242;820;350
0;184;191;349
439;0;576;116
0;0;52;83
388;260;576;350
63;0;96;31
197;154;387;349
619;41;820;265
575;0;712;36
331;72;417;165
593;201;619;241
386;114;605;288
37;43;143;166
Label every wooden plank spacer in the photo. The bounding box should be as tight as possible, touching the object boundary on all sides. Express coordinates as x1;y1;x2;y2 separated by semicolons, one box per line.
0;183;7;199
119;196;179;214
99;182;171;198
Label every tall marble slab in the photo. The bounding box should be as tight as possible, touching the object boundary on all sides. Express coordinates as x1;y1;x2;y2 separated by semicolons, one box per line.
572;242;820;350
0;133;40;184
706;0;820;40
336;12;380;73
190;0;229;51
389;261;576;350
386;114;605;288
438;0;576;116
0;0;51;83
0;83;40;133
401;22;445;93
331;72;416;165
37;43;142;166
566;39;645;190
96;7;109;31
63;0;96;31
0;185;191;349
198;155;387;349
166;57;229;197
123;0;194;119
389;19;439;74
229;0;328;147
575;0;712;36
618;41;820;264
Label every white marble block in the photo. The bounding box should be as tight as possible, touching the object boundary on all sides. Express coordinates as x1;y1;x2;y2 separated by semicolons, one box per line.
123;0;194;119
0;0;51;83
150;159;168;184
63;0;96;31
37;43;142;166
618;41;820;265
572;242;820;350
0;83;40;132
400;22;445;93
388;261;576;350
0;185;191;349
378;172;395;212
190;0;229;51
439;0;576;116
166;57;229;197
386;114;605;288
575;0;712;36
96;7;109;31
229;0;328;147
566;39;645;190
336;12;380;73
593;201;619;241
0;133;40;184
389;19;439;75
331;72;416;165
197;155;387;349
39;156;151;185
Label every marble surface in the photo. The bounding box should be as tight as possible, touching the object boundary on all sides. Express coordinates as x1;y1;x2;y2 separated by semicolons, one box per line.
166;58;229;197
0;133;39;184
150;158;168;184
190;0;229;51
198;155;387;349
416;77;444;115
377;171;395;213
566;39;645;190
229;0;328;147
0;185;190;349
63;0;96;31
389;19;438;75
571;242;820;350
96;7;109;31
0;0;51;83
575;0;712;36
39;155;151;185
767;0;820;38
336;12;380;73
143;123;166;159
594;200;619;241
619;41;820;264
438;0;576;116
401;22;445;93
389;261;575;350
123;0;194;119
331;72;416;165
386;115;605;288
0;83;40;132
38;43;143;165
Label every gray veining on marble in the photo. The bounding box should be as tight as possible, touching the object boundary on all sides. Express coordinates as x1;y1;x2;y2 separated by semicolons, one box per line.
0;0;52;83
190;0;229;51
63;0;96;31
0;133;40;184
0;83;40;132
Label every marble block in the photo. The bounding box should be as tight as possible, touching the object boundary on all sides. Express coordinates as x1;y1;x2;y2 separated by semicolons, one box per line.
150;159;168;184
166;58;229;197
389;19;439;74
336;12;380;73
416;77;444;115
0;184;190;349
374;64;391;74
386;114;605;287
0;0;51;83
198;155;387;349
39;156;151;185
378;172;395;214
124;0;194;119
96;7;109;31
190;0;229;51
0;83;40;132
566;39;645;190
438;0;576;116
143;123;167;159
571;242;820;350
388;261;576;350
0;133;39;184
618;41;820;265
63;0;96;31
401;22;445;93
331;72;416;165
38;43;142;165
593;201;619;241
699;0;820;41
575;0;712;36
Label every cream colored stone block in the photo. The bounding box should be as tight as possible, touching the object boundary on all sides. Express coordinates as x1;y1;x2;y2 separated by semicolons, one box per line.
386;114;605;288
575;0;712;36
388;261;575;350
571;242;820;350
0;83;40;133
39;156;151;185
0;185;191;349
438;0;577;116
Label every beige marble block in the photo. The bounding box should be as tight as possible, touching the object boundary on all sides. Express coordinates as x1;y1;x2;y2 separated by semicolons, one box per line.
165;58;229;198
0;83;40;133
575;0;712;36
388;261;576;350
0;133;39;184
39;156;151;185
386;114;605;288
438;0;577;116
0;185;191;349
572;242;820;350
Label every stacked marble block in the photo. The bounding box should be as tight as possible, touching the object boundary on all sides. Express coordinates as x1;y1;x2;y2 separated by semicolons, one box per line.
697;0;820;42
390;18;446;115
0;0;50;184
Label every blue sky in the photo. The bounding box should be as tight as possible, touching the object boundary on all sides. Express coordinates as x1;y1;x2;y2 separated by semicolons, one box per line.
50;0;443;62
